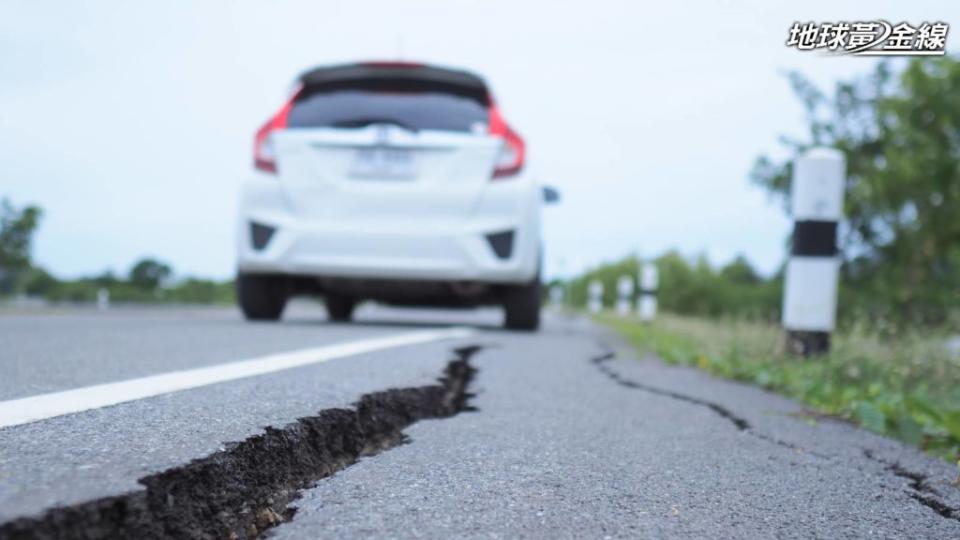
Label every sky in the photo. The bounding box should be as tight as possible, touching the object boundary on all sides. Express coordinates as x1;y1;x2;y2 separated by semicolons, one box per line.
1;1;958;280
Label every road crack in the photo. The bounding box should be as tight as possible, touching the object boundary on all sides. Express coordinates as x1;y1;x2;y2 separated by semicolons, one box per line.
592;351;750;430
862;449;960;522
0;345;481;540
591;347;831;459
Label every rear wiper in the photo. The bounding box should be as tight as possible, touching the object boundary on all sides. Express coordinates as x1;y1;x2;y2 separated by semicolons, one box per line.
331;118;419;132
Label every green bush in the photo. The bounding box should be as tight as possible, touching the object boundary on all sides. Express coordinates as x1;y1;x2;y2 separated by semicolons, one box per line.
164;278;234;305
15;270;234;306
754;57;960;328
562;252;781;322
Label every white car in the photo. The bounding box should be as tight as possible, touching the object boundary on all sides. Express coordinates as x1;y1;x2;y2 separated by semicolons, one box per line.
236;62;557;330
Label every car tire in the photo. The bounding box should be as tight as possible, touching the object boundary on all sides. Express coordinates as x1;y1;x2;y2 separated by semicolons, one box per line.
237;273;288;321
503;280;541;331
325;293;356;322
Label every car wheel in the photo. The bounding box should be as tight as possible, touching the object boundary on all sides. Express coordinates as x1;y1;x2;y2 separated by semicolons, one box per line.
503;280;541;331
325;293;356;322
237;273;288;321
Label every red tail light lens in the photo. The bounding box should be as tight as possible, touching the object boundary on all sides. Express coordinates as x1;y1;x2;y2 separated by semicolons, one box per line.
254;87;301;174
488;103;525;179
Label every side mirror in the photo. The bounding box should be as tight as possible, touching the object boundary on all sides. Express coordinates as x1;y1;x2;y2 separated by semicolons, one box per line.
542;186;561;204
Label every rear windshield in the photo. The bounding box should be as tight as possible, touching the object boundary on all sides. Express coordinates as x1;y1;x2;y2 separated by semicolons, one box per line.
287;90;488;133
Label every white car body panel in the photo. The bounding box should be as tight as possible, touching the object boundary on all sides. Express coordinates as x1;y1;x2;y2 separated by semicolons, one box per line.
237;124;541;284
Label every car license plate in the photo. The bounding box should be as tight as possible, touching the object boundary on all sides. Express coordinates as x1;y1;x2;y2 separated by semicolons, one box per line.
349;147;416;179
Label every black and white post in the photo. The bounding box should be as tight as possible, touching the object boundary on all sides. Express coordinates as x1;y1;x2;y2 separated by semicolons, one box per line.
616;275;634;316
96;288;110;311
783;147;844;356
549;284;565;306
638;262;658;323
588;280;604;314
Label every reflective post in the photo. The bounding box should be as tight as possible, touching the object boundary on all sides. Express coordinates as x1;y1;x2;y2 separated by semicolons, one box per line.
549;285;564;306
638;263;658;323
96;288;110;311
616;275;633;316
782;147;844;356
587;280;604;314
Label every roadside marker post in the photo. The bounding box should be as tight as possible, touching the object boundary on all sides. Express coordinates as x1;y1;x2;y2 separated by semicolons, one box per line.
616;276;634;316
549;285;564;306
782;147;844;357
96;288;110;311
638;263;658;322
587;280;604;314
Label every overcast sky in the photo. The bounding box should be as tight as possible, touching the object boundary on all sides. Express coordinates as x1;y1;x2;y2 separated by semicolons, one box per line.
2;1;957;280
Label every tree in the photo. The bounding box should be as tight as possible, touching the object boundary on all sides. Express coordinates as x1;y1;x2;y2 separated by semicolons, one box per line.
562;251;780;321
91;270;118;287
720;256;760;286
22;267;59;297
0;198;42;295
752;58;960;326
128;258;172;291
565;255;640;309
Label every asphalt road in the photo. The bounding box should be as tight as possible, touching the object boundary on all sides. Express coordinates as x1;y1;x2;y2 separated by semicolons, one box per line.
1;302;959;538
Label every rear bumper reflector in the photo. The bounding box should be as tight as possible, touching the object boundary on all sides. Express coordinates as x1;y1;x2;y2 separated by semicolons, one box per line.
485;230;514;259
250;222;276;251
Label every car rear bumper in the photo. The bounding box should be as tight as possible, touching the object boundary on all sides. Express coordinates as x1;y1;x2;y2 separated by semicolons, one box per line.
238;222;536;282
236;175;540;284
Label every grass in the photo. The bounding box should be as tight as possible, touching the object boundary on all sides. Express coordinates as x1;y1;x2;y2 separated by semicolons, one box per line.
598;312;960;464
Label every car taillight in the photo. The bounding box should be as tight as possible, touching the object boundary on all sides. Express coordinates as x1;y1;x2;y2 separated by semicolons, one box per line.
488;103;525;179
253;87;301;174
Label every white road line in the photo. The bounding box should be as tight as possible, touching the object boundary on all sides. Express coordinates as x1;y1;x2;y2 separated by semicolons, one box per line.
0;327;474;429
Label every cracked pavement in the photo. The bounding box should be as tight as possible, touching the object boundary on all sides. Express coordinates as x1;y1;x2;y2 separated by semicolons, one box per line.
1;304;959;538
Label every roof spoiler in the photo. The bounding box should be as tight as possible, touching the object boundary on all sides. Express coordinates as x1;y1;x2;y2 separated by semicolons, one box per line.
296;62;490;104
